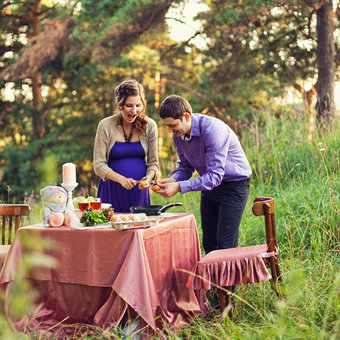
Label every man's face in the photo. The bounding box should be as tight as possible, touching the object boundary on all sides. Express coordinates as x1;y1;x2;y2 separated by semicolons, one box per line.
161;113;191;137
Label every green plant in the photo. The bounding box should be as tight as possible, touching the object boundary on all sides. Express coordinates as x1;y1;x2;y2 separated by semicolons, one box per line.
1;106;339;339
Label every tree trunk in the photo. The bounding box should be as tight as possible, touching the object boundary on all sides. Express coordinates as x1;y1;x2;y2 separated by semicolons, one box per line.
31;0;45;139
315;1;336;128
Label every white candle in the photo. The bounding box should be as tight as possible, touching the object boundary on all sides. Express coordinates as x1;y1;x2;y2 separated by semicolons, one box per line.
62;163;77;184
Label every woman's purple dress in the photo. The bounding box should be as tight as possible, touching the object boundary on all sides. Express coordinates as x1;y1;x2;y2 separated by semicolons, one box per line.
97;142;150;212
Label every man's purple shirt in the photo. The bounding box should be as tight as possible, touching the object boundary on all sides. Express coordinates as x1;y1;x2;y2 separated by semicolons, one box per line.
171;113;252;194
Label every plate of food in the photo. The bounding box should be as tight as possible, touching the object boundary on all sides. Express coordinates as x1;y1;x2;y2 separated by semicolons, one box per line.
70;208;161;230
71;206;115;230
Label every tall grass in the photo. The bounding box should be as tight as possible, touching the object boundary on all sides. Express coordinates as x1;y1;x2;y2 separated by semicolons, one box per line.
152;106;339;339
1;106;339;339
163;106;339;339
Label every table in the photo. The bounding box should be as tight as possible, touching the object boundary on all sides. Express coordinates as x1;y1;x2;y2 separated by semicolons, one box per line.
0;213;207;336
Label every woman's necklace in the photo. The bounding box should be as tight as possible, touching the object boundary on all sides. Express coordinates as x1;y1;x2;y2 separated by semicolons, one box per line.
120;116;134;143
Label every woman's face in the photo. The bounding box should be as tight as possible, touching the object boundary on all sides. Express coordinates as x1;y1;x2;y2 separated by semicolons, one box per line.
119;95;143;124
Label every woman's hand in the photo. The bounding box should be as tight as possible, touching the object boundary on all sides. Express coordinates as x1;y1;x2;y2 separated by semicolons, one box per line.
120;177;137;190
138;178;149;190
138;171;157;190
105;170;137;190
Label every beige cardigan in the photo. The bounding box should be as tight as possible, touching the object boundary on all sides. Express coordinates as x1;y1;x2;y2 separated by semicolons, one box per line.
93;114;159;181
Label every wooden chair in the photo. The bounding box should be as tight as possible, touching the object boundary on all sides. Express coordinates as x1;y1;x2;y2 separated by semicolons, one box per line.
0;204;30;270
187;197;283;313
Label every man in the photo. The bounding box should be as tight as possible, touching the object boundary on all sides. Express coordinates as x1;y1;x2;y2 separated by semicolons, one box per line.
157;95;251;254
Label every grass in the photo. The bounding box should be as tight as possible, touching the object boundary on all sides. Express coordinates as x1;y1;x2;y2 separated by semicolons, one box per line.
155;107;339;339
1;106;339;339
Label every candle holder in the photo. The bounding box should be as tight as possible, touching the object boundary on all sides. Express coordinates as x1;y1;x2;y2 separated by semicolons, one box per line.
62;183;78;212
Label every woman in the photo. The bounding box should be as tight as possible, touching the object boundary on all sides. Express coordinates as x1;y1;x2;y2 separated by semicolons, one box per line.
93;80;159;212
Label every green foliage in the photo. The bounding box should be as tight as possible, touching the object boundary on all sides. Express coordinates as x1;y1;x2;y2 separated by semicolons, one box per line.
171;260;339;339
80;208;109;226
73;0;171;44
2;0;338;202
193;0;330;119
0;229;56;340
1;105;339;339
153;106;339;340
0;1;339;337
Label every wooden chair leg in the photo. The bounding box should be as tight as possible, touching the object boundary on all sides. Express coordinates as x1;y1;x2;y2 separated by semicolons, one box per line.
217;288;226;313
220;286;234;320
224;286;232;307
218;286;233;315
267;257;284;298
274;258;283;283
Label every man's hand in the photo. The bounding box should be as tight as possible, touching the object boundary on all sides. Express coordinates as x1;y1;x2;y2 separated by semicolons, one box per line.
157;181;180;198
158;177;177;185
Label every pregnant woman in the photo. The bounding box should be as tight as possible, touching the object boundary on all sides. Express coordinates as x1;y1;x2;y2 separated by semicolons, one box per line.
93;79;159;212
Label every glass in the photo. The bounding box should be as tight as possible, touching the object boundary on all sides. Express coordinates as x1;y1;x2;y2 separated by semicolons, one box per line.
90;198;101;210
78;202;89;212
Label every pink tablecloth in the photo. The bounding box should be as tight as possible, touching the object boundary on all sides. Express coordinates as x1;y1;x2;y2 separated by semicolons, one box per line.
0;213;207;335
0;245;10;269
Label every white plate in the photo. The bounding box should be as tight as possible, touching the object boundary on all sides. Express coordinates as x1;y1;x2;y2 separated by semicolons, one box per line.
101;203;112;209
70;221;112;230
156;212;180;217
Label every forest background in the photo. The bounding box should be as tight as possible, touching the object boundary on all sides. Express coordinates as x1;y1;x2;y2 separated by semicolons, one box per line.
0;1;339;338
0;0;339;202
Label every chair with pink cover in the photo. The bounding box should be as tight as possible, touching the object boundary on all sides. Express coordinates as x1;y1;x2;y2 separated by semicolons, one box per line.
186;197;283;313
0;204;30;270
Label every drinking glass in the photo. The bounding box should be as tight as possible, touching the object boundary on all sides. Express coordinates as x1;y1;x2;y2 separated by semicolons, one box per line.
91;198;101;210
78;202;89;212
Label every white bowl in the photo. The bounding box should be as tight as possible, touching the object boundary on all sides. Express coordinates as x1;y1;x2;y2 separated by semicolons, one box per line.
101;203;112;209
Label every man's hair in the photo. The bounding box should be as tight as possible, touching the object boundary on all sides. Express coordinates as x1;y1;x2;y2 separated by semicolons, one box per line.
159;95;192;119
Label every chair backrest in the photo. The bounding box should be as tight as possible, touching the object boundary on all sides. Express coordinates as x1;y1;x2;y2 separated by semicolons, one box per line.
0;204;30;245
252;197;277;253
